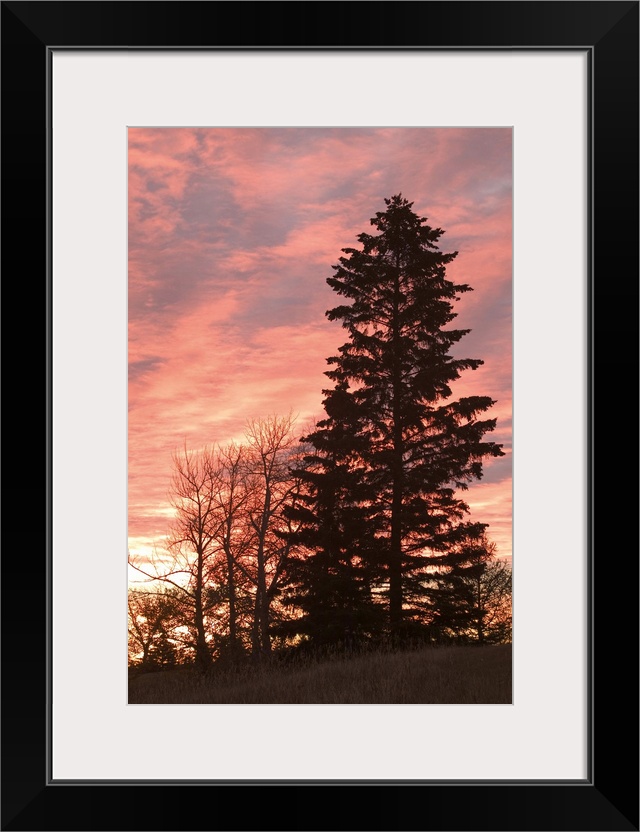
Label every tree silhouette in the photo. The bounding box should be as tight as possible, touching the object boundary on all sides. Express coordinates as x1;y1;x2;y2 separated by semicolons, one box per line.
129;417;305;667
127;587;185;668
279;384;385;649
470;554;512;644
296;195;504;642
425;540;512;644
242;413;302;658
128;445;220;670
206;440;254;661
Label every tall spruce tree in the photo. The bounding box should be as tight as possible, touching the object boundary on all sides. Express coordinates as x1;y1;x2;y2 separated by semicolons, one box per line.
300;194;505;642
280;382;385;649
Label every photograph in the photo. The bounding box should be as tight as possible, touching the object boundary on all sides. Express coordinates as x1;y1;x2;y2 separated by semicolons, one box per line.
127;127;513;705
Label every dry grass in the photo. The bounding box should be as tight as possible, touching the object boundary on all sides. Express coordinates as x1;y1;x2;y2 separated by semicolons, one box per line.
128;643;511;705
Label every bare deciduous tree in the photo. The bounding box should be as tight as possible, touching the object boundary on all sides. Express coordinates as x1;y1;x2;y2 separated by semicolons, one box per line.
207;441;254;660
242;413;302;658
128;416;305;668
471;555;512;644
129;444;220;670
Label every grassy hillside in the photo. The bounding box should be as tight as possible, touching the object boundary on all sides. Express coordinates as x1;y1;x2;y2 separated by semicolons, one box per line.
129;643;511;705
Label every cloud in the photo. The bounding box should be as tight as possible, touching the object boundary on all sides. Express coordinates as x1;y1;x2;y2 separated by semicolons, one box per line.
128;127;512;560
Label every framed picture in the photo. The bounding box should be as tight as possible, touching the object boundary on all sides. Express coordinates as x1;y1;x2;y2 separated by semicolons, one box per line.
3;2;637;829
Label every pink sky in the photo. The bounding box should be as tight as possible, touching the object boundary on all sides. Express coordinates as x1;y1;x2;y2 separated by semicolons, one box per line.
128;127;512;566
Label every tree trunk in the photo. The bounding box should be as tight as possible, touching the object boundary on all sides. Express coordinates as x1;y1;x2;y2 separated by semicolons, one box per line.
194;547;211;669
389;265;404;641
251;589;261;657
254;485;272;657
476;574;484;645
255;543;271;656
224;539;238;657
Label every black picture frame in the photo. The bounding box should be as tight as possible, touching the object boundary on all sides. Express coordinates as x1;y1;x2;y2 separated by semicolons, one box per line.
2;2;638;830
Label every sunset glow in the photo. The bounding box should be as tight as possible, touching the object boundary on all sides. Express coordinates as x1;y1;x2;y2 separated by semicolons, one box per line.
128;128;512;567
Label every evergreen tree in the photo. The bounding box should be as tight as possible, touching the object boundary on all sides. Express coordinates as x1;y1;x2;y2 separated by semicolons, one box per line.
280;382;385;649
300;194;504;642
420;533;494;644
425;540;512;645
